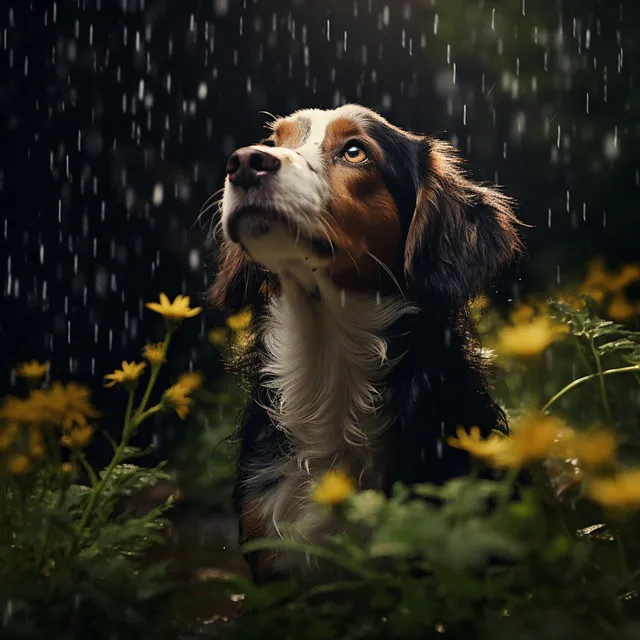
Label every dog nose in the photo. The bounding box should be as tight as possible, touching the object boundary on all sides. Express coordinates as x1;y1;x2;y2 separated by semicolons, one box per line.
225;147;281;189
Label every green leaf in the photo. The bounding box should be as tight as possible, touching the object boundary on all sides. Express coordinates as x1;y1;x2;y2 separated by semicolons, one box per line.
445;522;523;569
624;348;640;365
99;463;171;499
240;579;299;611
597;338;639;356
547;298;637;341
120;444;157;461
345;490;388;527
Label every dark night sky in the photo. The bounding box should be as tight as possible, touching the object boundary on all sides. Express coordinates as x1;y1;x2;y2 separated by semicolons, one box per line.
1;0;638;451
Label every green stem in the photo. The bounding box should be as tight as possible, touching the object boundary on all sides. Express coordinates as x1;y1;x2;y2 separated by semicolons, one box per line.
76;451;98;488
242;538;374;579
295;579;367;603
37;466;70;568
615;528;629;580
529;356;545;408
133;404;162;425
76;391;135;533
44;426;62;468
574;337;594;376
589;338;614;423
134;329;174;419
0;484;5;543
123;386;135;433
541;365;640;413
499;466;521;508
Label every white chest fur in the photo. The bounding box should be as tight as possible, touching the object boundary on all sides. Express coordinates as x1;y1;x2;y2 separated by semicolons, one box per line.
249;276;417;562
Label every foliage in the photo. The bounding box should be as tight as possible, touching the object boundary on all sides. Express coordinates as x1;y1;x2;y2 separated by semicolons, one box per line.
197;263;640;639
213;478;639;640
0;293;204;639
3;267;640;639
170;375;243;514
169;308;255;513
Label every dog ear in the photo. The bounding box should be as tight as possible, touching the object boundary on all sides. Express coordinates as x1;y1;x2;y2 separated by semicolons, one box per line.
209;240;267;311
404;139;523;307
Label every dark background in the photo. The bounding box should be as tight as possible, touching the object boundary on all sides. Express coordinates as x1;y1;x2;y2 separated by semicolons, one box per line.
1;0;639;460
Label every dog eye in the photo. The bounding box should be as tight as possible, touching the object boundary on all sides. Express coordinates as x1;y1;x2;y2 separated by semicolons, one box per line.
260;138;277;147
343;144;368;164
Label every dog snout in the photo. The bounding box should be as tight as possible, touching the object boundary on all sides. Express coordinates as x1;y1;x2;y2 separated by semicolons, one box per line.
225;147;281;190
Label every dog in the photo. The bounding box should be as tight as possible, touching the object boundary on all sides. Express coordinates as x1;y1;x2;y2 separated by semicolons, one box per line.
209;104;522;583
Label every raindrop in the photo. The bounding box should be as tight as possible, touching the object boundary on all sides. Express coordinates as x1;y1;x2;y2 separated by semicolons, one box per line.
603;129;619;160
152;183;164;206
215;0;229;17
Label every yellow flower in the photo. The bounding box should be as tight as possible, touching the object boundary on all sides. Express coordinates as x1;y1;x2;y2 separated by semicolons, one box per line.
447;426;509;463
176;371;203;394
579;258;609;303
162;372;203;420
14;360;49;380
7;453;30;475
61;462;75;475
0;396;37;423
164;384;192;420
28;428;46;459
60;425;94;449
578;260;640;304
588;469;640;510
143;343;167;366
570;429;617;468
45;382;101;429
509;303;536;325
0;423;18;451
146;293;202;321
496;316;568;358
497;414;573;468
226;309;252;332
208;327;228;347
450;415;573;469
103;361;147;388
0;383;100;430
611;264;640;290
311;469;356;505
607;293;639;322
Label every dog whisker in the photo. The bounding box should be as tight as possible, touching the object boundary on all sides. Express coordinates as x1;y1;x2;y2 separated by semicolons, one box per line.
364;250;407;300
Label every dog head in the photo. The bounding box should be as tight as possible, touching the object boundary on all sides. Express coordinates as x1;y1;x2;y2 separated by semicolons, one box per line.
210;104;522;309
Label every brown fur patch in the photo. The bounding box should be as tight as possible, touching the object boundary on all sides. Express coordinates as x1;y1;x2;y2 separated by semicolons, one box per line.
273;118;307;149
209;241;249;309
321;118;403;292
210;240;277;310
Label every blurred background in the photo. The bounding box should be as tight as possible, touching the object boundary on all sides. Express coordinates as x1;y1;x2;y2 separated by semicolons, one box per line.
1;0;639;466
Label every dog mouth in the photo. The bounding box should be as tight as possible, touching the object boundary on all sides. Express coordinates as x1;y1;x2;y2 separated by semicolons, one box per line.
227;206;334;258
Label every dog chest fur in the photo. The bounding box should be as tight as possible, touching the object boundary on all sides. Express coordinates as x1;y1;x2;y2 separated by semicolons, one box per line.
245;281;417;559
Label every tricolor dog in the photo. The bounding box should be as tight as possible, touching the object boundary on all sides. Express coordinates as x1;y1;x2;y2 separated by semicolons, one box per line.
210;104;522;582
